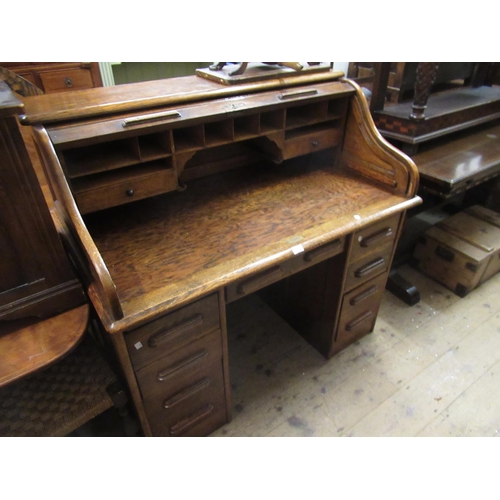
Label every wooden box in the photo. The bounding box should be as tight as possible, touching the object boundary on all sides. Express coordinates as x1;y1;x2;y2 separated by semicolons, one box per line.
412;205;500;296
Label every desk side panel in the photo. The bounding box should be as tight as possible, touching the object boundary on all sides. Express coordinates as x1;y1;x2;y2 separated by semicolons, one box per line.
340;79;419;197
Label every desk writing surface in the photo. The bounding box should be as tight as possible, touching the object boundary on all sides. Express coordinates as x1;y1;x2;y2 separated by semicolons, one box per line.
84;152;414;329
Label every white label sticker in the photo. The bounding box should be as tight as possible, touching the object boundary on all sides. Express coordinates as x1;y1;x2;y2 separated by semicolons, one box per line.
291;244;305;255
134;341;143;350
354;214;361;220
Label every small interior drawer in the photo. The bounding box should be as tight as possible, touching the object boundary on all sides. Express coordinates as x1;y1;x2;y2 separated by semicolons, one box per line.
39;68;94;93
344;245;393;292
73;166;177;214
126;293;220;370
349;213;400;263
283;127;342;160
336;272;387;344
135;328;222;401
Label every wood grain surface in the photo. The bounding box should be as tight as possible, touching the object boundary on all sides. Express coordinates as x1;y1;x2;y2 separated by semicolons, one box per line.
84;153;415;331
0;304;89;387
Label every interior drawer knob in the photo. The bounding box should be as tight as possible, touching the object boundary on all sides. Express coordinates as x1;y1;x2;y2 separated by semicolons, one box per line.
126;189;135;197
65;77;73;87
312;140;319;147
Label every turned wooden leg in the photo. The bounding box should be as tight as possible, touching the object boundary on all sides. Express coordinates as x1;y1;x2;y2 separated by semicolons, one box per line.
410;62;439;120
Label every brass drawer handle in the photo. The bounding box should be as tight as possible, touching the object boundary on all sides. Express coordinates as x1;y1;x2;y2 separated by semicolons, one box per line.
122;110;181;127
360;227;393;248
237;266;283;295
148;314;204;348
169;404;214;436
163;377;211;409
345;310;373;331
157;349;209;382
304;239;342;263
349;285;379;306
279;89;318;100
354;257;385;278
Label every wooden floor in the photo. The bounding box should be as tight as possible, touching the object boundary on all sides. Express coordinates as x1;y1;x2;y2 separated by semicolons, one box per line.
210;264;500;437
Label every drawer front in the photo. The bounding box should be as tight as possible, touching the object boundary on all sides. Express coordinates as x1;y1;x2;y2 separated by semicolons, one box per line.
283;128;342;160
135;328;222;400
344;244;393;292
126;293;220;370
350;213;400;263
226;237;345;302
74;168;177;214
39;68;94;93
336;273;387;344
143;359;227;437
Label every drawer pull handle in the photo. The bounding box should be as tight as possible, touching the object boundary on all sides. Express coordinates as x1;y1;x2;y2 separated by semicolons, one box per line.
237;266;283;295
169;404;214;436
279;89;318;100
312;140;319;147
360;227;393;247
345;310;373;331
163;377;211;409
157;349;209;382
126;189;134;197
350;285;379;306
354;257;385;278
122;110;181;127
148;314;204;348
65;77;73;87
304;239;342;263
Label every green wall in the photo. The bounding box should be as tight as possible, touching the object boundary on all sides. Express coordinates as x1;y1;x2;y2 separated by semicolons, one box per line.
112;62;212;84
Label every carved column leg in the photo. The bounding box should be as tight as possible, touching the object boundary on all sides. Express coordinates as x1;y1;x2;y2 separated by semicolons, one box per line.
410;63;439;120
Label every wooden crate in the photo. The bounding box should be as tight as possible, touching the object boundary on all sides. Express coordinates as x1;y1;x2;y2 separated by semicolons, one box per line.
412;205;500;296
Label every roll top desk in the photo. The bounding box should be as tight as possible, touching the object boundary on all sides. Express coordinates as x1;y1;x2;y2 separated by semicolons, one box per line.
18;68;421;436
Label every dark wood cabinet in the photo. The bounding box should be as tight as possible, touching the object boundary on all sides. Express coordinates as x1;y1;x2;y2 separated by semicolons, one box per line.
1;62;103;94
17;67;421;436
0;82;85;320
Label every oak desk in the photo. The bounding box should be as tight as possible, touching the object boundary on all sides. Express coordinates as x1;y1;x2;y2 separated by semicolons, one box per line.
20;69;421;436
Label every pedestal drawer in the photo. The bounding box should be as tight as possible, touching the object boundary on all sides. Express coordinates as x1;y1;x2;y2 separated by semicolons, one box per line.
336;273;387;344
344;244;393;292
350;213;400;262
143;359;227;437
126;293;220;370
135;328;222;400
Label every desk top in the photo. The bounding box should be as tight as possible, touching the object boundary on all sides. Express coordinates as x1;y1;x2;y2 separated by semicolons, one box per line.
413;120;500;197
19;70;345;125
84;154;418;332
